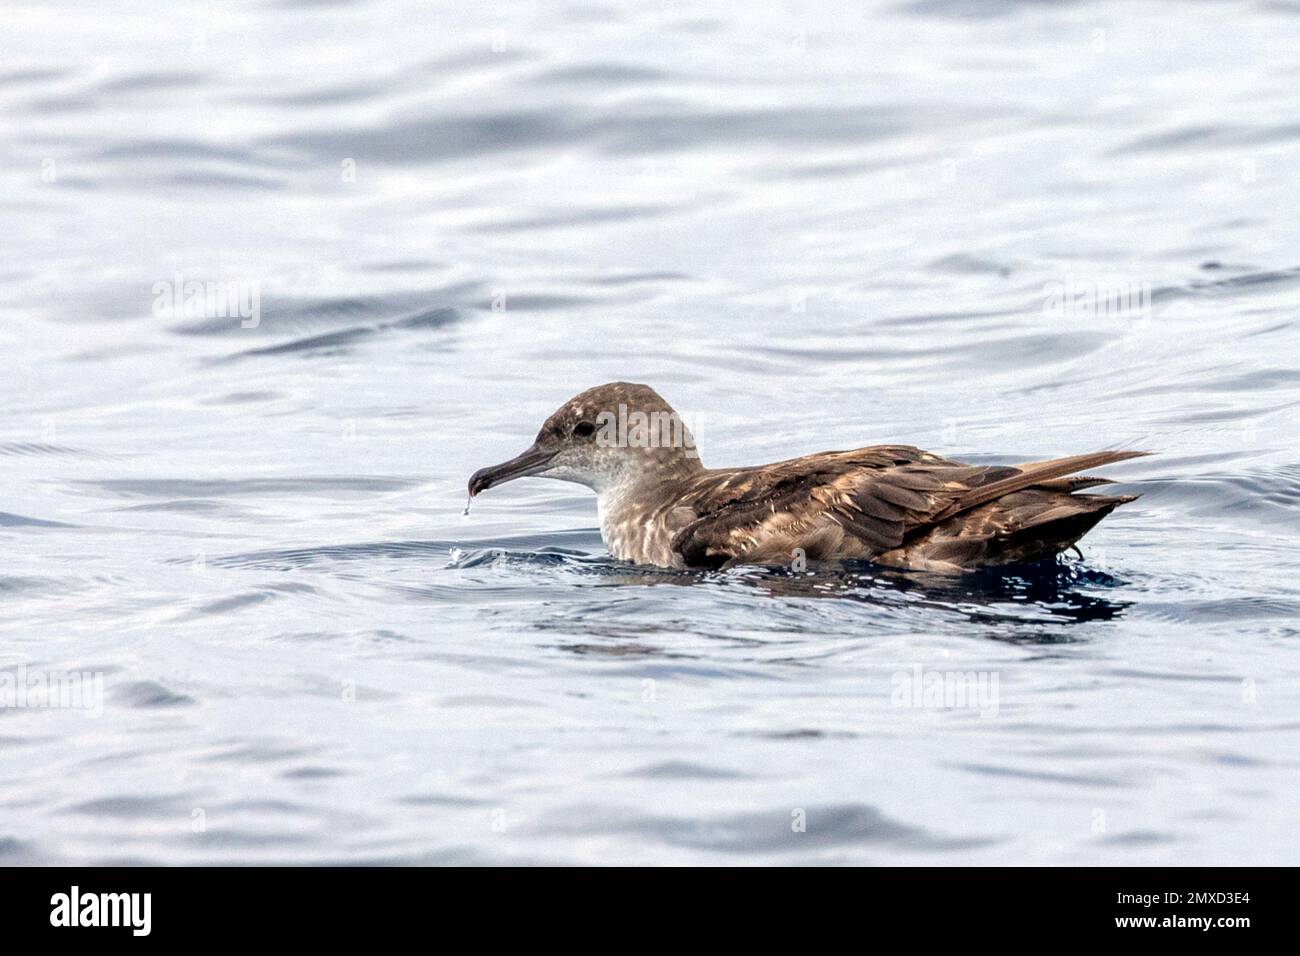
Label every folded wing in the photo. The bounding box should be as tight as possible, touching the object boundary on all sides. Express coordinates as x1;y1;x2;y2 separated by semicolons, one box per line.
669;446;1147;570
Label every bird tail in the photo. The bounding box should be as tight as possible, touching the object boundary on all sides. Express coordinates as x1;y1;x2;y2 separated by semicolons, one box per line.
936;449;1150;522
989;492;1137;565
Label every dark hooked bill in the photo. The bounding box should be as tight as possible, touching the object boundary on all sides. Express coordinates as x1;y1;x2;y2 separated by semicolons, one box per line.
468;444;556;497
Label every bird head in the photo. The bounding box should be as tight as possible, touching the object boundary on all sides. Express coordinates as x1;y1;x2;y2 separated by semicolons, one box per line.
468;382;701;498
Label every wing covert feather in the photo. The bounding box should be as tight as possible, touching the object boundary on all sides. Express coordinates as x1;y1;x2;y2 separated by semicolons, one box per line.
668;447;1147;568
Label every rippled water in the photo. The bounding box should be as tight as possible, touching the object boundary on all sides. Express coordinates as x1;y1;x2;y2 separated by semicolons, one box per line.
3;0;1299;865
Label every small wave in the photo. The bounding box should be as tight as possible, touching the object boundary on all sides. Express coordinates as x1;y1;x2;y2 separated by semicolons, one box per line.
172;285;476;338
84;476;416;500
533;63;673;86
228;306;459;360
1150;265;1300;305
530;802;998;855
212;529;604;570
114;680;195;709
183;585;318;619
1137;465;1300;530
0;441;84;457
64;793;199;819
0;511;73;528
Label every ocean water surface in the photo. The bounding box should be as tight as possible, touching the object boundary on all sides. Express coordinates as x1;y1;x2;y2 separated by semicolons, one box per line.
2;0;1299;864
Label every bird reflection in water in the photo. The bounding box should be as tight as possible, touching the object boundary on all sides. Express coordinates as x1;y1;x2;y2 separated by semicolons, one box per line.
585;556;1130;639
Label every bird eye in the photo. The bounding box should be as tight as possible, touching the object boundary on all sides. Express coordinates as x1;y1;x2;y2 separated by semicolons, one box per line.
573;421;596;438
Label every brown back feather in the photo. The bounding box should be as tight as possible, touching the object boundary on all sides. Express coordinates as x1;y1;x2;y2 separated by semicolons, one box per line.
669;446;1148;568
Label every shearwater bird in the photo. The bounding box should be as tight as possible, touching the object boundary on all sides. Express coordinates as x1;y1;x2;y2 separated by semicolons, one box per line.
467;382;1148;572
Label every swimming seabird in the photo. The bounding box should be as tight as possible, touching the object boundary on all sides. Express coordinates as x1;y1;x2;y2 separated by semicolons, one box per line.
467;382;1148;572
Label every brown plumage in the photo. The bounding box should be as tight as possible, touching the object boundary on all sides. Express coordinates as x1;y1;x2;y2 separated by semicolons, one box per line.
468;382;1148;573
